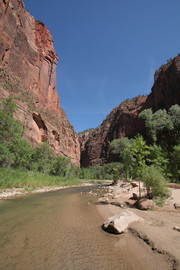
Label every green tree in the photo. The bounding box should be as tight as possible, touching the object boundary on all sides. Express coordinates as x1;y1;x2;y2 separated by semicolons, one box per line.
0;97;23;167
11;139;34;169
169;105;180;145
50;156;71;177
148;145;169;175
31;143;53;174
0;143;15;167
129;135;150;176
139;108;173;144
0;103;22;145
129;135;150;198
1;96;17;116
170;144;180;181
110;137;134;180
140;165;168;199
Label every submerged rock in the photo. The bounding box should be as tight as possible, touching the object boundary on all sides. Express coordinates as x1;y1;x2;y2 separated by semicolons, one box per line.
102;210;143;234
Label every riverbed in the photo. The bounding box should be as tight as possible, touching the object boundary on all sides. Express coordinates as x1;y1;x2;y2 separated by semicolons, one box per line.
0;186;173;270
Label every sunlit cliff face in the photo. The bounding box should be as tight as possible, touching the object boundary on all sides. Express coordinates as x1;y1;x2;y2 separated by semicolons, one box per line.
0;0;80;166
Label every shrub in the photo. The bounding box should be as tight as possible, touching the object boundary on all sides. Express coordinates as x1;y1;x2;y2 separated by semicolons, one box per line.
140;166;168;199
170;144;180;182
79;162;123;180
50;156;71;177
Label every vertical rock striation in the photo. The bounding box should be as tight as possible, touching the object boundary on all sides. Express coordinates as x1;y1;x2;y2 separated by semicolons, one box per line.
0;0;80;166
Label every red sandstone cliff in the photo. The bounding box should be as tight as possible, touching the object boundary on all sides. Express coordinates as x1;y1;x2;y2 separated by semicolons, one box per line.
150;56;180;110
79;56;180;167
0;0;80;166
79;96;149;167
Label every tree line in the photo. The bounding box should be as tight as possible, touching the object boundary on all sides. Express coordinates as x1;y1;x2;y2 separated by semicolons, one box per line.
0;97;79;178
0;96;180;200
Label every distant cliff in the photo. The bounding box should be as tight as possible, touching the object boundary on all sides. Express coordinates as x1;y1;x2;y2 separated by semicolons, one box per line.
0;0;80;166
79;55;180;167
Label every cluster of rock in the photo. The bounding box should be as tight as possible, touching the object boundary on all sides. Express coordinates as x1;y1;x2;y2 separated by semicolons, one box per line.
97;181;156;211
94;181;156;234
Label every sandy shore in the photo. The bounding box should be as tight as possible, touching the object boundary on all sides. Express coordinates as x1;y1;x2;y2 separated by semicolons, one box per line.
95;181;180;270
0;182;95;200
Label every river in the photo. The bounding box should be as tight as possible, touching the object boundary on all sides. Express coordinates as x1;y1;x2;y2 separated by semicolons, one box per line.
0;186;158;270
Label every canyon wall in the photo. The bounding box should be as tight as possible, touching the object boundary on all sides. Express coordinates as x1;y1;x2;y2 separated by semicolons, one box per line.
151;56;180;110
80;55;180;167
0;0;80;166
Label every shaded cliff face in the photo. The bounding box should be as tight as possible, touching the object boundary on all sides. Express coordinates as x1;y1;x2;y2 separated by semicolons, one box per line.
80;55;180;167
0;0;80;166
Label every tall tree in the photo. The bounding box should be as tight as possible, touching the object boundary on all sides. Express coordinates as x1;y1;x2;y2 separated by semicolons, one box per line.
139;108;173;144
110;137;134;180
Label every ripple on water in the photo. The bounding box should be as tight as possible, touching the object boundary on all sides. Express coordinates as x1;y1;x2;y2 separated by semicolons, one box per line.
0;187;145;270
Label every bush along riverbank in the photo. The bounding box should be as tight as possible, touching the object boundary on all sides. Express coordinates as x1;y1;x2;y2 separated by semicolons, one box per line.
0;97;180;204
0;97;116;190
0;168;81;189
0;168;83;199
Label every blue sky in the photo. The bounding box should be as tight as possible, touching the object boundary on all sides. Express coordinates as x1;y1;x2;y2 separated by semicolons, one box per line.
25;0;180;132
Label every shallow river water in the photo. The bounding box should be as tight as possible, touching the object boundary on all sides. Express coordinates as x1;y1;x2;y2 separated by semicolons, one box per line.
0;186;158;270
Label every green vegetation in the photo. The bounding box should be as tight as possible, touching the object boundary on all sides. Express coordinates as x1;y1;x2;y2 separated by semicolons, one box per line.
139;108;173;145
166;58;173;64
110;135;150;180
110;137;134;180
79;162;123;181
78;127;97;135
0;96;179;204
140;166;168;199
139;105;180;182
0;168;80;189
108;104;180;200
0;97;80;188
122;95;146;105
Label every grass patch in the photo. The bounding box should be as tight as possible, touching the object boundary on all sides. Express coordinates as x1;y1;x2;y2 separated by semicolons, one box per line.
153;196;167;207
0;168;80;189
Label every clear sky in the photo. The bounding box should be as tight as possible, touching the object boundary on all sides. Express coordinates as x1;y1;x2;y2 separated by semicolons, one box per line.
25;0;180;133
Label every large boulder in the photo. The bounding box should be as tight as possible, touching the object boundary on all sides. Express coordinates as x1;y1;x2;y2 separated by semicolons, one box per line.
138;198;155;210
102;210;143;234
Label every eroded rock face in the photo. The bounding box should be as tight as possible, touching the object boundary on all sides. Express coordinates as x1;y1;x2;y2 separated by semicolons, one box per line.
79;56;180;167
0;0;80;165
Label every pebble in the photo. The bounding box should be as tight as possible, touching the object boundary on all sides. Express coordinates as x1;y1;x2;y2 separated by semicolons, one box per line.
173;226;180;232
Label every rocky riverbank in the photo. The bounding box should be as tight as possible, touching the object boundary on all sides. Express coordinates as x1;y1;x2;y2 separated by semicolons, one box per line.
0;182;96;200
93;181;180;270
